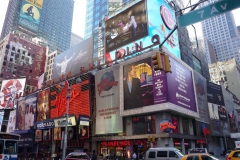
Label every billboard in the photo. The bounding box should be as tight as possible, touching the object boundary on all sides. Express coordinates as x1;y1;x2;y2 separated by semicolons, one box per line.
193;71;209;123
105;0;180;62
6;110;16;133
50;80;90;118
54;128;61;140
18;0;43;32
122;55;197;114
52;37;93;81
105;0;148;52
207;82;225;106
25;94;37;130
16;99;26;130
0;78;26;109
37;89;50;121
79;115;89;139
35;130;42;142
208;103;219;120
95;66;123;134
54;116;76;128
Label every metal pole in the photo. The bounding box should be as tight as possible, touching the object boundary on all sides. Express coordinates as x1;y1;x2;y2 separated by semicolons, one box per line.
223;128;228;151
62;81;71;160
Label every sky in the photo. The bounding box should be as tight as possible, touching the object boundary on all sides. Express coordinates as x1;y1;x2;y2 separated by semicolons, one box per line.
0;0;86;37
0;0;239;39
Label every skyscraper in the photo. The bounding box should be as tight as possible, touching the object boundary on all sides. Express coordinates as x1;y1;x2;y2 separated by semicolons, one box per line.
70;32;83;47
1;0;74;53
200;0;240;64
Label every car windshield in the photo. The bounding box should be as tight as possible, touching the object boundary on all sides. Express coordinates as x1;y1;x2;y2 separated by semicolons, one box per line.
176;151;184;157
5;141;17;154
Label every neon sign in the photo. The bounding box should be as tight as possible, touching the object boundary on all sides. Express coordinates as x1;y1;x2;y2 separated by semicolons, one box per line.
102;140;131;147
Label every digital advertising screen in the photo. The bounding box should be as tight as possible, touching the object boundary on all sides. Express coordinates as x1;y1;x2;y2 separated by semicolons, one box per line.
105;0;148;52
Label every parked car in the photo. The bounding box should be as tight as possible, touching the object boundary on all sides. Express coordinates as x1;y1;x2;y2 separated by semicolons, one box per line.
145;147;184;160
65;152;91;160
226;150;240;160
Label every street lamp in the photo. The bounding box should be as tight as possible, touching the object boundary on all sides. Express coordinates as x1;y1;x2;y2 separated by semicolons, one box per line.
61;80;71;160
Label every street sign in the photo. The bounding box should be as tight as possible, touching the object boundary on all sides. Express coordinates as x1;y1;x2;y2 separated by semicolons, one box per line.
177;0;240;27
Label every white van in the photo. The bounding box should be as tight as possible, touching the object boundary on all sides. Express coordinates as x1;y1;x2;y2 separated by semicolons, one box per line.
145;148;184;160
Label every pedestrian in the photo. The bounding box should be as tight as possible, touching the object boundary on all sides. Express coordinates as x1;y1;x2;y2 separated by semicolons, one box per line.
92;150;97;160
133;152;137;160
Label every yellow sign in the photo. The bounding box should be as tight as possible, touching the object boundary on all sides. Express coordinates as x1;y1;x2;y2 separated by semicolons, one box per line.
26;0;43;9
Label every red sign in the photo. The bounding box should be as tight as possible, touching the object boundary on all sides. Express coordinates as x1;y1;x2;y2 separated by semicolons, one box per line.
102;140;131;147
160;122;176;132
50;80;90;118
197;140;206;144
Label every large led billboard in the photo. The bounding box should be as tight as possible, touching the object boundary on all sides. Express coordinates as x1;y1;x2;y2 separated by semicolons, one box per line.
50;80;90;118
37;89;50;121
105;0;180;62
95;66;123;134
25;94;37;130
120;49;198;117
16;99;26;130
52;37;93;81
105;0;148;52
18;0;43;33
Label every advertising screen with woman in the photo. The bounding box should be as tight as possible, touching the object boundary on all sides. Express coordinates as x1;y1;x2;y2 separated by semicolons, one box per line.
17;99;25;130
25;94;37;130
79;125;89;139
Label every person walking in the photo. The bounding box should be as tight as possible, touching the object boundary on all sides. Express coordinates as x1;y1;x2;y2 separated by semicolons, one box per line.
92;150;97;160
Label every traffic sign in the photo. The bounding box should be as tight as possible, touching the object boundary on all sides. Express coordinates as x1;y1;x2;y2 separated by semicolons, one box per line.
177;0;240;27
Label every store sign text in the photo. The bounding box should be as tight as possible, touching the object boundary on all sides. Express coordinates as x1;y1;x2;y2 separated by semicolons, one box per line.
102;140;131;147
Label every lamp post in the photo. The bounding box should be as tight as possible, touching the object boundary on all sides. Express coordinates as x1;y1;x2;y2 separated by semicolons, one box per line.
62;80;71;160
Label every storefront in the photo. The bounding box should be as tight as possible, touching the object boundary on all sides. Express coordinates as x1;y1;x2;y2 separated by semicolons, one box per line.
195;139;207;148
98;139;148;160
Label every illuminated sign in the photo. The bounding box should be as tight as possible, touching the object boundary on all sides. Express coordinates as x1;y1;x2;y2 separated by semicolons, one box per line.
160;119;176;133
54;116;76;127
102;140;131;147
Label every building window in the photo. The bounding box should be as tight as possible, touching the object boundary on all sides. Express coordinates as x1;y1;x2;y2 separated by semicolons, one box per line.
132;115;156;135
192;56;202;75
182;119;189;135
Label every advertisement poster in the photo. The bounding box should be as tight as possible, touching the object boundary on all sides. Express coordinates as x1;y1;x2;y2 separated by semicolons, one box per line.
43;129;51;141
218;105;228;122
0;78;26;109
35;130;42;142
122;56;196;112
228;110;238;132
193;71;209;123
37;89;50;121
105;0;148;52
95;66;123;134
52;37;93;80
54;128;61;140
16;99;26;130
208;103;219;120
207;82;225;106
6;110;16;133
54;116;76;128
211;119;221;135
18;0;43;32
37;73;44;89
106;0;180;62
25;94;37;130
221;122;230;136
0;111;4;132
79;115;89;139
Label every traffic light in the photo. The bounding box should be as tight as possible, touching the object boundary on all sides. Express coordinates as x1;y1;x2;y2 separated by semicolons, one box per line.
164;54;171;73
148;136;151;142
151;136;155;142
152;51;163;71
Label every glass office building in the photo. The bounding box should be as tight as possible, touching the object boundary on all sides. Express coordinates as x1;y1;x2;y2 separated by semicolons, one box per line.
1;0;74;53
200;0;240;64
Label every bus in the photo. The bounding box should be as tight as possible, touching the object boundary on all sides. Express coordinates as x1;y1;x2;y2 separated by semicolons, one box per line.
0;132;20;160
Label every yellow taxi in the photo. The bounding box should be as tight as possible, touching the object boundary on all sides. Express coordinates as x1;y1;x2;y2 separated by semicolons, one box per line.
181;153;219;160
227;150;240;160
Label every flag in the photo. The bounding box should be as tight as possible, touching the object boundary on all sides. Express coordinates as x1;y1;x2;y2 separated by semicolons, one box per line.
228;110;234;118
37;73;44;89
